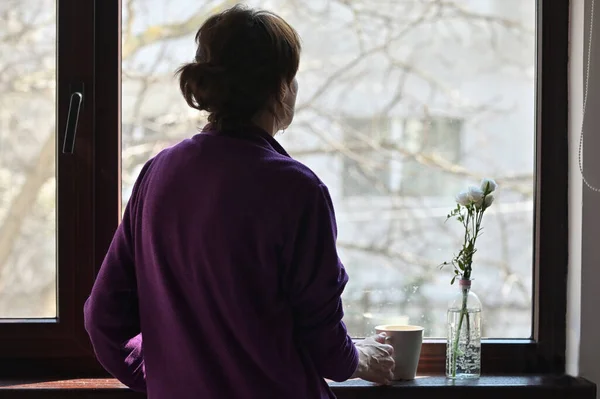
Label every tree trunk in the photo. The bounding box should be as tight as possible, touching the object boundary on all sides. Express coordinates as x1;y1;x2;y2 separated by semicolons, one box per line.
0;132;54;271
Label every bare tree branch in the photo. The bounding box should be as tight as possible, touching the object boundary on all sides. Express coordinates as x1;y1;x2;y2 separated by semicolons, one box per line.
122;0;239;59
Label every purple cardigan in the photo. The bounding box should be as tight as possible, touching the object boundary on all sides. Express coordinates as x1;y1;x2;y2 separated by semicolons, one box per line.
84;125;359;398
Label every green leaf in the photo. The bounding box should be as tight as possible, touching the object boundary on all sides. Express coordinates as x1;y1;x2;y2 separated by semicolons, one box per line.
450;276;456;285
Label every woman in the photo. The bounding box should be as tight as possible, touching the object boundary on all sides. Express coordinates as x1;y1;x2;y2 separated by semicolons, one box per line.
84;5;394;399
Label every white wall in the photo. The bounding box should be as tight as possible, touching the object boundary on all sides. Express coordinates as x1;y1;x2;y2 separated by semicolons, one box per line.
567;0;584;378
568;0;600;395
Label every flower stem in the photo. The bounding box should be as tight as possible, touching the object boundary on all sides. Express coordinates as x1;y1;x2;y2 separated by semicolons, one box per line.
451;288;469;378
466;311;471;346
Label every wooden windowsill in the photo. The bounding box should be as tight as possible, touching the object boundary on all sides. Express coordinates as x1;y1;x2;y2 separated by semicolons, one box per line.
0;375;595;399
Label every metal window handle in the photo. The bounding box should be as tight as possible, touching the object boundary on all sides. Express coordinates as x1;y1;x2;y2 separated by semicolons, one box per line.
62;91;83;154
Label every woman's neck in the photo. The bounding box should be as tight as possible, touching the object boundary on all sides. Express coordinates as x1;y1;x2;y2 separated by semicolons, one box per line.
252;111;278;136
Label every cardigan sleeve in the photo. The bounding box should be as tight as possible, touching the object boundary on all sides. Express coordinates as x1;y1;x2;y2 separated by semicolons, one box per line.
284;183;359;382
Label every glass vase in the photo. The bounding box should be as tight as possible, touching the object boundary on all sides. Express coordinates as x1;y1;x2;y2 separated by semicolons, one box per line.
446;278;482;379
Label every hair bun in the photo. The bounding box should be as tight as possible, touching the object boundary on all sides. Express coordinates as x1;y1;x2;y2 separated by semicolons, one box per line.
178;62;230;113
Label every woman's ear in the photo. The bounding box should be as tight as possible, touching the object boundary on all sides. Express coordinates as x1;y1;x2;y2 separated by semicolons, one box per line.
278;78;298;130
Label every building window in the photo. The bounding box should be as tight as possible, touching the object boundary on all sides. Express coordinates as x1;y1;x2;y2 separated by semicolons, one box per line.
341;117;392;197
400;117;463;197
339;116;462;199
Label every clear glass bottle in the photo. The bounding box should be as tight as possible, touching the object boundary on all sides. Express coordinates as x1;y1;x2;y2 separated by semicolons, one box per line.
446;278;482;379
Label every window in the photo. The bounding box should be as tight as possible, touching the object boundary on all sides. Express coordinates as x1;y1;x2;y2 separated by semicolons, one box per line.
0;0;569;377
401;117;463;197
339;116;462;201
341;117;392;197
339;116;462;199
0;0;57;318
0;0;113;376
340;117;462;202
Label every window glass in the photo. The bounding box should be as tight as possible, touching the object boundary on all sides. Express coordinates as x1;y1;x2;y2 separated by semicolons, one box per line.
0;0;57;318
122;0;535;338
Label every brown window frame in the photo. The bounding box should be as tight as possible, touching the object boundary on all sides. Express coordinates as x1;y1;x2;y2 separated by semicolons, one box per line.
0;0;569;378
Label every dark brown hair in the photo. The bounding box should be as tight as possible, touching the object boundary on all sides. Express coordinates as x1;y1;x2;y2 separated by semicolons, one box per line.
176;5;301;131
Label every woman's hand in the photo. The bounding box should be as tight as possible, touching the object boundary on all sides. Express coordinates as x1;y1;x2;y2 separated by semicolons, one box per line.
351;333;395;385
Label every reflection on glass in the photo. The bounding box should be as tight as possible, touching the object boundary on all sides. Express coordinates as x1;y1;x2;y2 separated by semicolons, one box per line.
0;0;57;317
121;0;535;338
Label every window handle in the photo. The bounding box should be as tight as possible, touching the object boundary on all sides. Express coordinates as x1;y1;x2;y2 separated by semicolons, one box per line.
62;88;83;154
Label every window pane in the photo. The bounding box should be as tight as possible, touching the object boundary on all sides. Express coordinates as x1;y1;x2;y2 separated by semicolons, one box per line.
0;0;57;318
121;0;535;338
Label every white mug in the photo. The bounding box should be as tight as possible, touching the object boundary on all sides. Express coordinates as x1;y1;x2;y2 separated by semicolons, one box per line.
375;325;424;380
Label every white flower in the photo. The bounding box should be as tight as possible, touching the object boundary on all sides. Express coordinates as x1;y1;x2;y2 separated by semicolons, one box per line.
480;178;498;194
484;194;494;208
467;186;484;206
455;191;470;206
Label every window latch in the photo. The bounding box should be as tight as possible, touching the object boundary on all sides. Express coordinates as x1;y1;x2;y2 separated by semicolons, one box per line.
62;84;84;154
